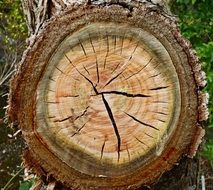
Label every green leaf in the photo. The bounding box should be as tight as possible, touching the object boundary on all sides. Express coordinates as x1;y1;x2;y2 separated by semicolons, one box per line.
191;0;197;4
19;181;33;190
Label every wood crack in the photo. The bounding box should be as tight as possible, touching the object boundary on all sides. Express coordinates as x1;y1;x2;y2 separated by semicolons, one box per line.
59;95;79;98
65;54;98;95
150;86;169;91
96;59;100;83
71;122;88;137
125;57;153;81
111;62;122;75
101;91;151;98
78;39;87;56
74;106;89;121
54;107;89;123
49;77;56;82
154;111;168;115
135;136;150;148
145;132;154;139
83;65;90;75
103;70;125;87
101;94;121;162
54;115;73;123
124;112;159;131
55;65;65;74
100;140;106;160
157;118;166;123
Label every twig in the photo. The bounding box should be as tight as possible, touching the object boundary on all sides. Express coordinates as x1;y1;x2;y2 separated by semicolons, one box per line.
1;167;24;190
201;175;206;190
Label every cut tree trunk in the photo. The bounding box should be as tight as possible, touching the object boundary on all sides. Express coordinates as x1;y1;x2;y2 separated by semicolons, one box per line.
9;0;208;189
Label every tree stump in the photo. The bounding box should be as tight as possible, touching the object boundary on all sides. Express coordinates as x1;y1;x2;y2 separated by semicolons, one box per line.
9;0;208;189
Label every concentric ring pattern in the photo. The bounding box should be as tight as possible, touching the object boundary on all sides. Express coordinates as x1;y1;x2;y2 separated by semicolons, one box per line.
36;23;181;176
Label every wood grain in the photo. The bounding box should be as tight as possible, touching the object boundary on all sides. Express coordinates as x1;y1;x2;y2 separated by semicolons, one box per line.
36;24;180;175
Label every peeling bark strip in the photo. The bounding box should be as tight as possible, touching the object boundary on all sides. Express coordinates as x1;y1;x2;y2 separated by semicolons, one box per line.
9;0;208;189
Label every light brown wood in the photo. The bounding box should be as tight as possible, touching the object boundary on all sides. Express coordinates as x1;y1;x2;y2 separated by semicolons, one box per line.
9;1;207;189
36;23;180;175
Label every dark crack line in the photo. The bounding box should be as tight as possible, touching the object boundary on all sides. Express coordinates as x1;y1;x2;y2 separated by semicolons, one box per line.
135;136;149;148
124;112;159;131
125;57;153;81
89;36;100;83
48;89;55;92
103;69;125;87
74;106;89;121
100;140;106;160
128;42;139;61
55;66;65;74
106;32;109;55
151;62;160;71
48;116;56;119
114;35;117;51
111;62;122;75
89;34;96;53
79;39;87;56
103;53;108;69
126;145;131;161
65;54;79;72
83;65;90;75
46;101;58;104
60;95;79;97
145;132;154;139
96;58;100;83
128;37;134;48
65;54;98;95
149;72;161;78
103;33;109;69
49;77;56;82
101;94;121;162
150;86;169;91
54;115;73;123
101;91;151;98
157;118;166;123
142;72;161;83
154;111;168;116
71;122;88;137
55;106;89;123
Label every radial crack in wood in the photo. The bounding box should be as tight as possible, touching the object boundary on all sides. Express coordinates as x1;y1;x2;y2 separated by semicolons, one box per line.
101;93;121;162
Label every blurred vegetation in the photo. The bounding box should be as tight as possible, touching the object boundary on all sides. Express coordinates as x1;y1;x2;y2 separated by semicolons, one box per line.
0;0;26;51
0;0;212;189
172;0;213;167
0;0;27;190
0;0;27;94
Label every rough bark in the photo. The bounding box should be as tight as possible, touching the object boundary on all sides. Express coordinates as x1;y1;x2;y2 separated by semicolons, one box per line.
21;0;172;43
9;0;208;189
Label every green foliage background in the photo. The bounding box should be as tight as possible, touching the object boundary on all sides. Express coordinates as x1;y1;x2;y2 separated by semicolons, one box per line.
0;0;27;92
0;1;27;190
172;0;213;167
0;0;212;189
0;0;26;54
